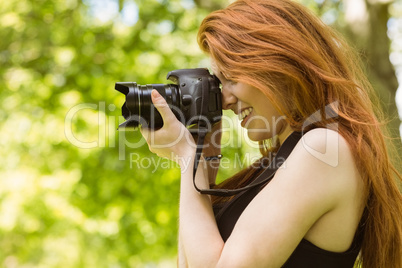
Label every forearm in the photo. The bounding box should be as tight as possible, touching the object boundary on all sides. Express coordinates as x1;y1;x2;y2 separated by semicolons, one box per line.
178;233;188;268
179;157;224;267
201;156;220;186
191;122;221;186
140;92;224;266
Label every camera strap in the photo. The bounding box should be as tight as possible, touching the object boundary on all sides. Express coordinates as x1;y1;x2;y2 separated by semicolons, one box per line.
192;131;303;197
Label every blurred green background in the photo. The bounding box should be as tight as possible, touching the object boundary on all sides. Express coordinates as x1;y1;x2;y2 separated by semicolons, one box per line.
0;0;401;267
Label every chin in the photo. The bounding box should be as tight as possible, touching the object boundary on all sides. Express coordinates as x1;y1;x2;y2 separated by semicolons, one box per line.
247;131;271;142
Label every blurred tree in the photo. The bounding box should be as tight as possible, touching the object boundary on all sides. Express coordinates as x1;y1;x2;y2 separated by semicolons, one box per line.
0;0;228;266
331;0;401;171
0;0;400;267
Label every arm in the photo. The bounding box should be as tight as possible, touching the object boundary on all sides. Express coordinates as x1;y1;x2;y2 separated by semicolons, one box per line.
141;90;224;266
142;92;359;267
178;233;188;268
216;129;361;267
178;152;224;267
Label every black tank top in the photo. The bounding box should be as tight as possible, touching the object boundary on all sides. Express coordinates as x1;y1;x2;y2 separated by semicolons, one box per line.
212;132;364;267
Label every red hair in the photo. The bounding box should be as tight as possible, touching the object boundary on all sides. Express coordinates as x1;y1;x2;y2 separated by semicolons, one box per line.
198;0;402;267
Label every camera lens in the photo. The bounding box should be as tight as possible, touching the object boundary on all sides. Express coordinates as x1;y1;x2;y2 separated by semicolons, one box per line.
115;82;180;130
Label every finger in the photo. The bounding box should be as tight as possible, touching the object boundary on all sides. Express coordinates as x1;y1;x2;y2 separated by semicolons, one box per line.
151;90;175;123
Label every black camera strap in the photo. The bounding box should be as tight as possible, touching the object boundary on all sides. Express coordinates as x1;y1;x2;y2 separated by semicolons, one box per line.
192;76;213;193
192;131;302;196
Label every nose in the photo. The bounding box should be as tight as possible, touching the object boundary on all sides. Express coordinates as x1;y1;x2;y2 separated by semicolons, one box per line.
221;85;238;110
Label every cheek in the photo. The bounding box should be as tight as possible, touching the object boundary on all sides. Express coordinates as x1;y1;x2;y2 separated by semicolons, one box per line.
257;104;282;123
246;108;286;140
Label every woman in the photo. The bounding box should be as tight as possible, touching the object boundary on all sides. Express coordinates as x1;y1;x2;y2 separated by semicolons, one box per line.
141;0;402;267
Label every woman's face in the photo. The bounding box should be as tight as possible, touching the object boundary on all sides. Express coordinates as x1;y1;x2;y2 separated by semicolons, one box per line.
211;59;289;142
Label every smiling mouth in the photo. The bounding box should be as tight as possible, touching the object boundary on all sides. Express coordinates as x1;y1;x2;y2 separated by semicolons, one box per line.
239;107;253;121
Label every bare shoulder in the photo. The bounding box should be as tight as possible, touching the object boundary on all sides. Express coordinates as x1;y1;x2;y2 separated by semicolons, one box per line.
270;128;363;222
281;128;361;193
219;129;363;266
281;129;364;250
294;128;354;169
217;129;364;266
272;128;363;248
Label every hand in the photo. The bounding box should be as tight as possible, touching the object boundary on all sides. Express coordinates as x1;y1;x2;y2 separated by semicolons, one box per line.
140;90;196;166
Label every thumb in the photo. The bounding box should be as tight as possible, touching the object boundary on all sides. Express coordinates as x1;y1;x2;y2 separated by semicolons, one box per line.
151;89;175;123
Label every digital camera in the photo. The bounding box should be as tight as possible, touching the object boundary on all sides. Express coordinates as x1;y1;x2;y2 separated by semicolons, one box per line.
115;68;222;130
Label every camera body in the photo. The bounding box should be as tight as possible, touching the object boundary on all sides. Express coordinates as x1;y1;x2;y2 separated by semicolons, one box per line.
115;68;222;130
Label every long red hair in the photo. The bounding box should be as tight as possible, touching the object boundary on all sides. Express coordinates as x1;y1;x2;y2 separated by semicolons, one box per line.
198;0;402;267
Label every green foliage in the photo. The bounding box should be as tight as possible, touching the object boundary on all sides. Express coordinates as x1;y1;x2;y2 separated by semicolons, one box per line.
0;0;230;266
1;0;399;266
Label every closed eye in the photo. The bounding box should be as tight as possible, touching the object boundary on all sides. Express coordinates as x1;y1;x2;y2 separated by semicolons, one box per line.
221;72;237;85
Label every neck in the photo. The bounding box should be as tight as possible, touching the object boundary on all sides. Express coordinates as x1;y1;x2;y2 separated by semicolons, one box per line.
277;124;294;145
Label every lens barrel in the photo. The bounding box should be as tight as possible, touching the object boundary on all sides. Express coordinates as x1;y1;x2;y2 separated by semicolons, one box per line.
115;82;180;130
